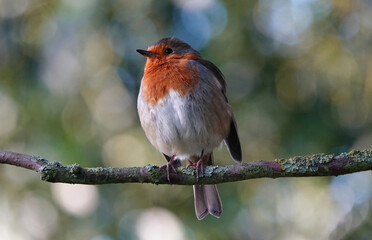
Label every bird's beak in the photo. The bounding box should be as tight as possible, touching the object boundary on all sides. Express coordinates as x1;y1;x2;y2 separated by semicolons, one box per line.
136;49;157;57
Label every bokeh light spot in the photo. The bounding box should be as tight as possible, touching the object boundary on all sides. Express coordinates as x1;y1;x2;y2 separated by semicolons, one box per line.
0;0;30;18
51;184;99;217
103;133;147;167
330;172;372;212
92;86;135;132
19;192;58;240
135;208;185;240
172;0;227;49
41;43;81;95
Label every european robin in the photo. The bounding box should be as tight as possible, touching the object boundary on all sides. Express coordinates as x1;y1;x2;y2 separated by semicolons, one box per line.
137;37;242;220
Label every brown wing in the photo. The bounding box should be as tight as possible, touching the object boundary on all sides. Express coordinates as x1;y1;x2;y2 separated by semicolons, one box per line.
196;58;242;163
196;58;227;101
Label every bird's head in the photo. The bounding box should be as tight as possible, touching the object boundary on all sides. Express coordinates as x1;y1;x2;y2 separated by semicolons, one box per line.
137;37;201;66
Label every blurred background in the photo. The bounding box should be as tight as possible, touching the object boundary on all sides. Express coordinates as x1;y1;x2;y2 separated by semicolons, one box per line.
1;0;372;239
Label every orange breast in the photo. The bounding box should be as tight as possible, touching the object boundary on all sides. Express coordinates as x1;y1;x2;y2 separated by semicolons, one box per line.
141;58;199;105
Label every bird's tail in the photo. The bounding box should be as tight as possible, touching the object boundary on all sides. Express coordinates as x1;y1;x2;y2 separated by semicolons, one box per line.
193;184;222;220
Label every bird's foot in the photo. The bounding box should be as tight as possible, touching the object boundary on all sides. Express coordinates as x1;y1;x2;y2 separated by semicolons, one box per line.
160;155;177;182
187;158;204;182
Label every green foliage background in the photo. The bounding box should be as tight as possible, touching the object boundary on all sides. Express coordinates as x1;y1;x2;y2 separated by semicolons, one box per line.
1;0;372;239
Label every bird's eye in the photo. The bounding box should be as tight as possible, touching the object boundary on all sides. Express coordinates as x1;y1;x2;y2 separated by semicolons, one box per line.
164;48;173;54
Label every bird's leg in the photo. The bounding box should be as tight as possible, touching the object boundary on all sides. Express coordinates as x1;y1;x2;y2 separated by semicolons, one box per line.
186;150;204;182
187;159;194;168
195;150;204;182
160;155;177;182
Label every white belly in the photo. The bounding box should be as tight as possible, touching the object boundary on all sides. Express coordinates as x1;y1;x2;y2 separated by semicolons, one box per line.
138;89;229;160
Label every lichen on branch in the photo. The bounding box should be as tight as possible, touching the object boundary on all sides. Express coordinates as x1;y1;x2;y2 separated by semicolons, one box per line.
0;150;372;185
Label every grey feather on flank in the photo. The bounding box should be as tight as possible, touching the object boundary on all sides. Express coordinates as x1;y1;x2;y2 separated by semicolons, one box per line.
194;58;227;98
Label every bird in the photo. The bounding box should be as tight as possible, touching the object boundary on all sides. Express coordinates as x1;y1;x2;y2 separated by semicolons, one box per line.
136;37;242;220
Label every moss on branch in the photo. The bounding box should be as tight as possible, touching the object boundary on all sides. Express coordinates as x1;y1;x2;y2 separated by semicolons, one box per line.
1;150;372;185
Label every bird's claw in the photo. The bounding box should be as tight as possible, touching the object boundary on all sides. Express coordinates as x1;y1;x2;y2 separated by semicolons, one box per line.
160;155;178;183
187;158;204;182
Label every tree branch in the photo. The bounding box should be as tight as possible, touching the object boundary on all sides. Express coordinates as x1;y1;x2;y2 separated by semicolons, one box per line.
0;149;372;185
